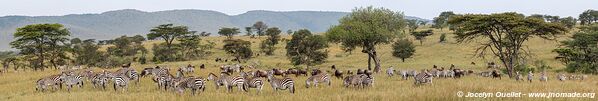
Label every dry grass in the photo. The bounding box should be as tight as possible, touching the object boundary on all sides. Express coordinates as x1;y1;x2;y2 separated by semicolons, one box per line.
0;29;596;101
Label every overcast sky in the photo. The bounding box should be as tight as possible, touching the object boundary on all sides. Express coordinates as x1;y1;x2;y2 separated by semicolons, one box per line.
0;0;596;19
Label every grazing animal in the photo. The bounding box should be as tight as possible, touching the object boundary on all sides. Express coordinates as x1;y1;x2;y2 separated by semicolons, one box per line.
356;69;364;75
414;70;433;86
491;70;501;79
267;71;295;93
343;74;374;88
515;71;523;81
333;69;344;79
271;68;286;76
112;74;130;92
207;73;225;90
527;71;534;82
311;68;323;76
91;71;110;90
240;72;264;93
539;71;548;82
60;72;84;92
180;64;195;74
199;64;205;69
220;73;247;92
557;73;567;81
36;74;63;92
175;77;206;95
305;73;331;88
386;67;395;77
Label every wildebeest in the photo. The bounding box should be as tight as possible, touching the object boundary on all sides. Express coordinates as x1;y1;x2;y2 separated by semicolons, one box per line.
199;64;205;69
334;69;344;79
311;68;323;76
491;69;501;79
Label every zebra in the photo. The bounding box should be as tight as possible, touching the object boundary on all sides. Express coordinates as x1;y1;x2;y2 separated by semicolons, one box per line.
305;73;331;88
207;73;225;90
91;72;110;90
36;74;63;92
175;77;206;95
557;73;567;81
220;73;246;92
515;71;523;81
267;71;295;93
361;74;375;87
414;70;433;86
114;68;140;85
386;67;395;77
59;72;84;92
240;71;264;93
400;70;417;80
527;71;534;82
179;64;195;74
539;71;548;82
113;74;130;92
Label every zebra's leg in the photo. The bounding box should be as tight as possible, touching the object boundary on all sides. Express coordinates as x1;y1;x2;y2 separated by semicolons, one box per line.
290;85;295;94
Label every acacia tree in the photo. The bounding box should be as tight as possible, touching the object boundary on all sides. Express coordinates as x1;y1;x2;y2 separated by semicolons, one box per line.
223;39;253;63
579;9;597;25
553;24;598;74
286;29;328;67
448;12;568;77
261;27;281;55
406;19;426;33
70;39;105;67
10;23;70;70
392;39;416;62
326;6;406;72
147;24;194;50
218;27;240;39
253;21;268;36
432;11;456;30
411;29;434;45
245;27;253;36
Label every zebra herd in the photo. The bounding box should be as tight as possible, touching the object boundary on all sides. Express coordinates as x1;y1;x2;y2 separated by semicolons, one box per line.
34;64;347;94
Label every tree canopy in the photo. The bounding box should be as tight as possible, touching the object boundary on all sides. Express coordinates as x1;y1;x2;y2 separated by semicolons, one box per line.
286;29;328;66
554;24;598;74
448;12;569;77
326;6;406;72
218;27;240;39
10;23;70;70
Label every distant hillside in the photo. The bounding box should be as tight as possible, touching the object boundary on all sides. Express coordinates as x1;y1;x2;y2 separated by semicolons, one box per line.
0;9;430;50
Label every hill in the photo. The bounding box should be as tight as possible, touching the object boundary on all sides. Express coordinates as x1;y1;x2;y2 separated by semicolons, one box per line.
0;9;430;50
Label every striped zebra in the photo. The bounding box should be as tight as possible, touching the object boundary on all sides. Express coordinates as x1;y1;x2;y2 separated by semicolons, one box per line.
175;77;206;95
305;73;331;88
267;71;295;93
36;74;62;92
220;73;246;92
515;71;523;81
240;71;264;93
114;68;139;85
386;67;395;77
179;64;195;74
342;74;372;88
557;73;567;81
207;73;225;90
414;70;433;86
91;72;110;90
113;74;130;92
59;72;84;92
527;71;534;82
360;74;374;87
539;71;548;82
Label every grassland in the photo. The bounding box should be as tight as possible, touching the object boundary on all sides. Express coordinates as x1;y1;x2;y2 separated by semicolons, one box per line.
0;29;596;101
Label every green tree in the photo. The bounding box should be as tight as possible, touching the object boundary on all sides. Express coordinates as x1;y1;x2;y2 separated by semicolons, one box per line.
70;39;105;67
253;21;268;36
223;39;253;63
406;19;427;33
410;29;433;45
260;27;281;55
218;27;240;39
579;9;597;25
286;29;328;67
448;12;569;77
178;33;211;60
326;6;406;72
432;11;456;30
245;27;253;36
9;23;70;70
287;29;293;35
553;24;598;74
559;16;578;29
147;24;194;50
392;39;416;62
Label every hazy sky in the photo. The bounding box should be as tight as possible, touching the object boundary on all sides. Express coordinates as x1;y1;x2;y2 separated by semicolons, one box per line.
0;0;596;19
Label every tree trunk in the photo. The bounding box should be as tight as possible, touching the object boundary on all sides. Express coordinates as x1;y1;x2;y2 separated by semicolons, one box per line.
371;50;381;73
367;55;372;71
401;58;405;62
